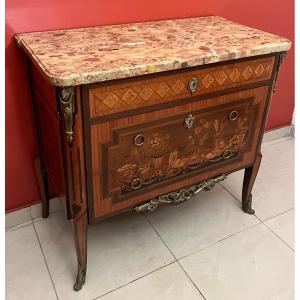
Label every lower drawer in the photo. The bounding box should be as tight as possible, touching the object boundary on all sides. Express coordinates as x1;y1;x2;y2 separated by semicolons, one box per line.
104;99;254;199
87;86;269;219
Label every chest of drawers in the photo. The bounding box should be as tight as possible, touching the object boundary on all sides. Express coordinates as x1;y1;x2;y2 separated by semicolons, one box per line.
15;16;290;290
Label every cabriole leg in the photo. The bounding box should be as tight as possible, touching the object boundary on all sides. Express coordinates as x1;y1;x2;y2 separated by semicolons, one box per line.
242;152;262;214
73;211;88;291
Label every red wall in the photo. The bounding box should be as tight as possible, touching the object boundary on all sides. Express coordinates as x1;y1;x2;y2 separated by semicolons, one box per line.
5;0;294;212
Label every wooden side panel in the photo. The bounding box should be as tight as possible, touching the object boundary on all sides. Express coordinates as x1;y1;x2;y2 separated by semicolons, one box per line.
89;55;275;118
60;86;87;219
90;86;269;218
30;63;65;197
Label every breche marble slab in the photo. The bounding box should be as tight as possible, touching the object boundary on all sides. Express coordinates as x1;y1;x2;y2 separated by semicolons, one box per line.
15;16;291;86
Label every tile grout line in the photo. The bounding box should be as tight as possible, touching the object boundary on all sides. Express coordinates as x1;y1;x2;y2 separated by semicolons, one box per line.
218;183;245;208
5;220;33;232
261;136;293;149
93;211;208;300
177;222;261;262
32;221;60;300
261;208;294;223
262;222;294;252
218;183;294;251
177;261;207;300
5;207;65;231
217;182;263;224
219;183;294;222
144;214;207;300
143;214;177;261
92;261;176;300
32;210;65;225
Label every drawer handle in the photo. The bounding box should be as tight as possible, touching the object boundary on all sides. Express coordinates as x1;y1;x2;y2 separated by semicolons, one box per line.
184;113;195;129
131;177;142;190
133;134;145;146
223;149;233;160
188;77;199;94
229;110;239;121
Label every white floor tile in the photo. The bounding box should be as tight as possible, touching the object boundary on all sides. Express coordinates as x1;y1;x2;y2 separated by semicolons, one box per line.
221;139;294;220
34;211;174;300
100;262;204;300
5;207;32;229
262;128;292;144
5;224;57;300
264;210;294;249
180;223;294;300
30;197;64;222
147;184;259;259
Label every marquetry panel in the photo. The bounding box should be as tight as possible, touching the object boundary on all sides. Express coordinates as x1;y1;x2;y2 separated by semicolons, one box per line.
89;86;269;218
89;56;275;118
103;99;257;202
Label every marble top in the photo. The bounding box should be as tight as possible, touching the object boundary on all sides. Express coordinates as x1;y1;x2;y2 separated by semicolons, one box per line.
16;16;291;86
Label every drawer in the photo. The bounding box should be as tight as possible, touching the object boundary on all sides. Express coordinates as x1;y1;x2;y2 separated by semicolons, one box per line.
88;55;275;119
104;100;254;198
86;85;270;219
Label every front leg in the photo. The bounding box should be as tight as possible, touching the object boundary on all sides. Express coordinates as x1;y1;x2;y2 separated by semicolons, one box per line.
73;211;88;291
242;152;262;214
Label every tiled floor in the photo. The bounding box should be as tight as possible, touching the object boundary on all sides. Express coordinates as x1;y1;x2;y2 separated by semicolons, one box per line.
6;137;294;300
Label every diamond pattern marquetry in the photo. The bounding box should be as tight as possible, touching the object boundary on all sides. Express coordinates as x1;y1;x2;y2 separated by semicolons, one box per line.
242;66;254;80
139;86;154;101
91;57;275;117
202;74;214;88
121;88;138;105
254;64;265;77
265;63;271;73
227;68;241;82
214;70;227;85
102;92;121;108
171;80;185;94
156;82;170;97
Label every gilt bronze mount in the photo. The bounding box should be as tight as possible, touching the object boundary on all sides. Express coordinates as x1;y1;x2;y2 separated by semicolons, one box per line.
134;174;227;212
73;264;86;291
59;87;75;144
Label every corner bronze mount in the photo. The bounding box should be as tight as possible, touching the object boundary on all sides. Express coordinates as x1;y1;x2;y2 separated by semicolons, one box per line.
73;264;86;291
273;51;288;93
134;174;227;212
59;87;75;144
242;193;255;214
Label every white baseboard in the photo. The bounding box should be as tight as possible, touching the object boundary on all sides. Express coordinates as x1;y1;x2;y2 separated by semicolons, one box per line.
5;125;294;229
5;197;65;230
290;125;295;138
262;125;293;143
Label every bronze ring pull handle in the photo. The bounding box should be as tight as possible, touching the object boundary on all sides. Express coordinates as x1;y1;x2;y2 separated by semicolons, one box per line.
229;110;239;121
223;149;233;160
133;133;145;146
131;177;142;190
188;77;199;95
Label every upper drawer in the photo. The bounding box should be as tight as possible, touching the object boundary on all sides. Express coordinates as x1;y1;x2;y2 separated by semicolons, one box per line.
88;55;275;118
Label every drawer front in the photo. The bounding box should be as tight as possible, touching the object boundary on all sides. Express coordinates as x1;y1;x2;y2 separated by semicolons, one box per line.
104;100;254;200
87;86;270;219
88;55;275;119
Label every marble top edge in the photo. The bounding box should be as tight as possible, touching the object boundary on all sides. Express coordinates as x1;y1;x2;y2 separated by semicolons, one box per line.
15;16;291;86
15;16;225;38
